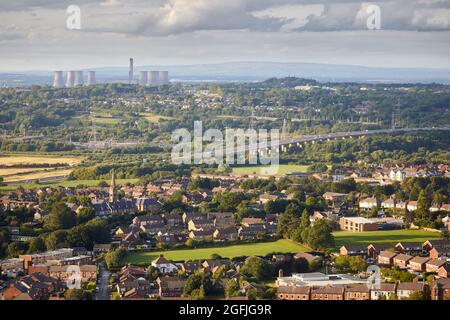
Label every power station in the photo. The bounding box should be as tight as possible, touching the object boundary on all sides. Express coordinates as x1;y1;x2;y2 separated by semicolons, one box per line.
52;71;64;88
65;71;75;87
87;71;96;86
51;59;169;88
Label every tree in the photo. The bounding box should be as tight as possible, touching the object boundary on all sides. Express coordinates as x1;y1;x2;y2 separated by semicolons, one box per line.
104;248;127;269
7;242;28;257
45;230;69;250
306;219;335;251
27;237;46;253
44;202;77;230
76;207;95;224
240;256;274;281
225;279;241;299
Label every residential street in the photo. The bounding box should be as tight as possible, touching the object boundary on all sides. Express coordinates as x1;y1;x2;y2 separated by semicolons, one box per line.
95;262;110;301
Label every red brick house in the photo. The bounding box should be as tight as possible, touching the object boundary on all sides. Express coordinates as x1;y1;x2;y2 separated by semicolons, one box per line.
437;265;450;278
426;259;447;273
310;286;344;300
344;284;370;300
409;256;430;272
431;278;450;300
393;254;413;269
277;286;310;300
377;251;397;266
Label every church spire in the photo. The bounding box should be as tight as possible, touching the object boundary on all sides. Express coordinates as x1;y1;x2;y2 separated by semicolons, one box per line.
109;169;116;202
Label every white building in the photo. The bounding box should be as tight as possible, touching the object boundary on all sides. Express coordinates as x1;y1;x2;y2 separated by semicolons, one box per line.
151;255;178;274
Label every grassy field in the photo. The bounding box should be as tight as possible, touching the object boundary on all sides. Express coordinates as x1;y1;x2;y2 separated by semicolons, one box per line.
333;229;440;249
232;164;310;175
0;155;83;166
140;113;175;123
0;178;139;191
3;169;73;183
123;240;309;265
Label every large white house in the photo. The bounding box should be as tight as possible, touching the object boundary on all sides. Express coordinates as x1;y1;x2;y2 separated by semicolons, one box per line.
151;255;178;274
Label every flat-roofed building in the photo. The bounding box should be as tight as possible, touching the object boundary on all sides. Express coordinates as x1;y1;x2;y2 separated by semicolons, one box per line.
339;216;378;232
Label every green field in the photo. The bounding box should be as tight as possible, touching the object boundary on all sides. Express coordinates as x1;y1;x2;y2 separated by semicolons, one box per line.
140;113;175;123
232;164;310;175
0;178;139;191
333;230;440;248
123;239;309;265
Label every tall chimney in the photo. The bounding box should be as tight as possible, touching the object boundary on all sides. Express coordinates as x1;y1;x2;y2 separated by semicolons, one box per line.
66;71;75;88
87;71;96;86
129;58;134;84
53;71;64;88
74;71;84;86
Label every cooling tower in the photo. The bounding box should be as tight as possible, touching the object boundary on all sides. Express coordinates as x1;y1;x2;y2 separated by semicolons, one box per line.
53;71;64;88
87;71;96;86
159;71;169;85
74;71;84;86
66;71;75;87
148;71;160;86
139;71;148;86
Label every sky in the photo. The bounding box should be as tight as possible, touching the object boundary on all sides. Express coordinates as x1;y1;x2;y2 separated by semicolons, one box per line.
0;0;450;71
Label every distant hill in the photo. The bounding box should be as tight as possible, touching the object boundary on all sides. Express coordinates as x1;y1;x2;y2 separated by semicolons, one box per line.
2;61;450;86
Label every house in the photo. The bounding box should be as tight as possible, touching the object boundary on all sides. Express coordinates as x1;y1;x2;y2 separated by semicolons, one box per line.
397;282;426;299
238;224;266;240
431;278;450;300
370;283;397;300
344;284;370;300
367;243;396;258
437;265;450;278
258;194;281;205
294;253;320;264
133;215;164;228
208;212;235;229
93;244;112;256
181;261;202;274
409;256;430;272
323;192;347;203
187;218;215;232
377;251;397;266
156;276;186;297
426;259;447;273
339;245;367;257
189;229;215;241
116;274;151;298
429;243;450;260
310;285;345;300
393;254;413;269
134;197;161;213
202;259;230;273
407;201;418;212
339;217;378;232
151;255;178;274
423;240;449;252
359;197;380;210
164;213;183;227
381;198;406;210
49;265;97;283
395;242;423;255
182;212;205;224
0;258;24;276
241;217;265;227
213;227;238;241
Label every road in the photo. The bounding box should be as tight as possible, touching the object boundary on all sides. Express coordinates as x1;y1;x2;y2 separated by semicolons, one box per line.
95;262;110;301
